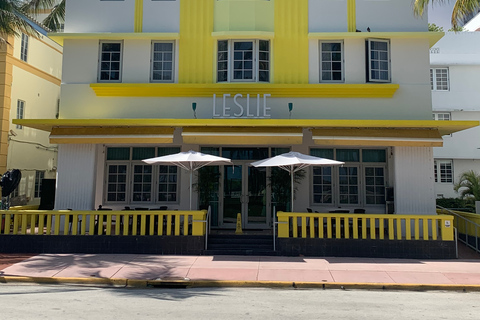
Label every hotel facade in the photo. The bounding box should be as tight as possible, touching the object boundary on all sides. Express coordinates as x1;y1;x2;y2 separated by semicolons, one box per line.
17;0;477;231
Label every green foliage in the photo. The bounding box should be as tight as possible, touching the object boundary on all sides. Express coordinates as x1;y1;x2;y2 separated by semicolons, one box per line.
448;25;466;32
429;23;444;32
196;166;220;208
269;168;306;212
414;0;480;29
436;197;467;209
454;170;480;202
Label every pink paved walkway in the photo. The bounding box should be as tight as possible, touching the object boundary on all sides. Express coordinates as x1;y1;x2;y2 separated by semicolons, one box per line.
2;254;480;285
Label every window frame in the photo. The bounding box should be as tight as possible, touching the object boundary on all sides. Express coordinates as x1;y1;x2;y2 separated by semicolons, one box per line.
434;160;453;184
319;40;344;83
34;170;45;198
98;40;123;83
430;67;449;91
20;33;29;62
217;39;270;83
104;147;180;205
150;40;175;83
311;148;388;208
433;112;451;121
366;38;391;83
16;100;25;129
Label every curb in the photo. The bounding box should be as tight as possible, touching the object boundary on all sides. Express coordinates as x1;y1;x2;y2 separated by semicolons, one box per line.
2;276;480;292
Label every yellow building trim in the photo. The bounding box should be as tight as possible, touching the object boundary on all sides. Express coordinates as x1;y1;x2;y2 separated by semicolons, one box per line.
211;31;275;40
274;0;309;84
48;33;180;46
0;35;14;173
90;83;399;98
14;119;479;137
347;0;356;32
8;56;61;86
308;32;444;48
182;127;303;145
134;0;143;33
178;0;214;83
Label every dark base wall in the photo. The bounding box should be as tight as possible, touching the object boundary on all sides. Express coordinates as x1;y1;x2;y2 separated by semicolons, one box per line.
276;238;456;259
0;236;205;255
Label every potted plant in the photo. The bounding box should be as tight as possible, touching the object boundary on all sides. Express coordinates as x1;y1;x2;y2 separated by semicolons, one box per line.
269;168;305;212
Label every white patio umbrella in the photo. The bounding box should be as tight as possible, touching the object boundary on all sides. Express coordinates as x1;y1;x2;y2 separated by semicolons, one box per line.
143;150;231;210
251;151;344;212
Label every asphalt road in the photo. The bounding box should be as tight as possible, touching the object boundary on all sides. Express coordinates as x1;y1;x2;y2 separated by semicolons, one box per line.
1;285;479;319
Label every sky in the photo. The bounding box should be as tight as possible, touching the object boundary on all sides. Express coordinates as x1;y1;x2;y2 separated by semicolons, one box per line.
428;2;457;30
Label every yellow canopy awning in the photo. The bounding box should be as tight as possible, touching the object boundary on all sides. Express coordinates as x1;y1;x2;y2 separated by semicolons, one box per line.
312;128;444;147
13;118;479;146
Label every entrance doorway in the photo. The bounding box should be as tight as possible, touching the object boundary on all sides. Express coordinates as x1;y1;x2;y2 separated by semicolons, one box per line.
222;162;268;229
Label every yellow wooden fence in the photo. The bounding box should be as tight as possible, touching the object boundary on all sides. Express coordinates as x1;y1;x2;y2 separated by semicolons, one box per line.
0;210;207;236
277;212;454;241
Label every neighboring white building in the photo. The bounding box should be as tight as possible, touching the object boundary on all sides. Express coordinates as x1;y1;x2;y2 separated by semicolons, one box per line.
431;32;480;199
16;0;477;229
1;19;62;206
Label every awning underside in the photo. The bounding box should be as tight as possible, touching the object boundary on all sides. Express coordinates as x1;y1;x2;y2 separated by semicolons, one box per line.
13;118;478;146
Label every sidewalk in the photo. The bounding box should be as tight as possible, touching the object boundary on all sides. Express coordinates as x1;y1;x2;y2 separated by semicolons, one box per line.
1;250;480;290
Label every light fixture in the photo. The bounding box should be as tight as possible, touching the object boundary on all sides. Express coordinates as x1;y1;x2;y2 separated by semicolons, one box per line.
288;103;293;118
192;102;197;119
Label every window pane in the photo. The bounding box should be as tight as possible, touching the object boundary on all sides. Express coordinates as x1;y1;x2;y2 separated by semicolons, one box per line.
311;148;334;159
336;149;359;162
362;149;386;162
107;147;130;160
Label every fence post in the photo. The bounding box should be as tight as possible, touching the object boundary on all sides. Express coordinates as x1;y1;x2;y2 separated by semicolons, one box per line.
277;212;289;238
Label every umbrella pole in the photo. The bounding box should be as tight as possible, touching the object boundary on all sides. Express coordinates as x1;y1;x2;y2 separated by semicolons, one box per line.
291;167;294;212
190;171;193;211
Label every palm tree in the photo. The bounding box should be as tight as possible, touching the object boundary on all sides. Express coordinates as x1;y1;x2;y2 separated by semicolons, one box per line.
414;0;480;29
454;170;480;202
21;0;65;32
0;0;39;45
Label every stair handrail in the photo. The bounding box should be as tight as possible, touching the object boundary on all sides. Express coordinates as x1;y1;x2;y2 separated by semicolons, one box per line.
205;205;211;250
437;205;480;254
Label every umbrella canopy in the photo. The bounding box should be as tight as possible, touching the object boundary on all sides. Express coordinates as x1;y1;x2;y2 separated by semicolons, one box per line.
143;150;231;210
251;152;344;211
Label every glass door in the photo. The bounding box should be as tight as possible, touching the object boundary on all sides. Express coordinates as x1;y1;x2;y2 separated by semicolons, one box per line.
246;166;267;227
222;163;269;229
223;165;243;225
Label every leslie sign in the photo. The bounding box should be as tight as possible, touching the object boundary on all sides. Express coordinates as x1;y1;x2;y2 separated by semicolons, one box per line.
213;94;271;118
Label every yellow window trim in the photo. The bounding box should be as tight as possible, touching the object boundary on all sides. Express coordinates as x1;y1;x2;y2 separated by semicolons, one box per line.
308;32;444;48
89;83;400;98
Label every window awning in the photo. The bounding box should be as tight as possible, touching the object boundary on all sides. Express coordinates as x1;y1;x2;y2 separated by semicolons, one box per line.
49;127;174;144
182;127;303;145
312;129;444;147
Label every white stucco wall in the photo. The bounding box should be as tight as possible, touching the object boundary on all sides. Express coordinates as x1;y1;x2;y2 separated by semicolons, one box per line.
64;0;136;33
308;0;348;32
356;0;428;32
143;0;180;33
55;144;97;210
393;146;436;214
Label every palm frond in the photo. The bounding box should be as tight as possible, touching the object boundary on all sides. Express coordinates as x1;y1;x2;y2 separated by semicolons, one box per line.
0;1;39;45
41;0;64;31
451;0;480;28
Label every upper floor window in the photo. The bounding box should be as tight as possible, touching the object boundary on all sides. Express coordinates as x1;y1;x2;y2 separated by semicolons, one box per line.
366;39;390;83
98;41;123;82
16;100;25;129
20;34;29;62
433;112;451;121
151;41;174;82
217;40;270;83
434;160;453;183
430;68;449;91
320;41;344;83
